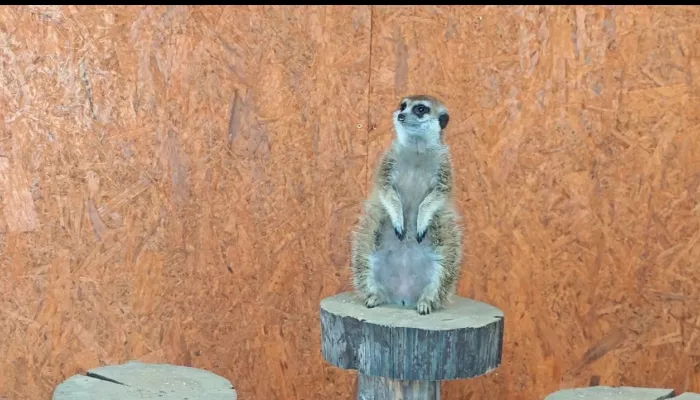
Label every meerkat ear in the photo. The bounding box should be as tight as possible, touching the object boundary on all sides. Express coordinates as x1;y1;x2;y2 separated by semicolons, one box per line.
438;113;449;130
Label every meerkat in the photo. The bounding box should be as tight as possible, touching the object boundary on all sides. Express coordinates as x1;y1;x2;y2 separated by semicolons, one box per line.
351;94;463;315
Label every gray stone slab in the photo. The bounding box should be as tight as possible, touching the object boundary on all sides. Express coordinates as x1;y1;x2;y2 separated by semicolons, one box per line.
53;360;237;400
545;386;675;400
320;291;504;381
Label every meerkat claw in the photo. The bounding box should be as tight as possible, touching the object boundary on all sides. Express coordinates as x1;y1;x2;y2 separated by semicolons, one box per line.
416;300;432;315
416;229;426;243
365;294;380;308
394;226;406;241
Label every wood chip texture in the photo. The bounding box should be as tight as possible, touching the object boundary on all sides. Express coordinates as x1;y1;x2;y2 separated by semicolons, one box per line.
0;5;699;400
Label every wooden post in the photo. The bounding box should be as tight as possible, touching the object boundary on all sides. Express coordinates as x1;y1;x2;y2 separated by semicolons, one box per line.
320;291;504;399
545;386;676;400
52;360;237;400
357;374;440;399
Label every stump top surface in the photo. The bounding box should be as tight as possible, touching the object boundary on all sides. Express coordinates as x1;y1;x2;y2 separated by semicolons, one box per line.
53;360;237;400
320;292;504;381
320;291;504;331
545;386;675;400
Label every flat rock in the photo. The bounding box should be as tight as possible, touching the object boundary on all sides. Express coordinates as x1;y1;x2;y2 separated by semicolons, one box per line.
674;394;700;399
545;386;675;400
53;360;237;400
320;291;504;381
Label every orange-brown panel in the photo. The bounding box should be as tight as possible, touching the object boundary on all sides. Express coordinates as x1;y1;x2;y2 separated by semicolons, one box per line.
0;5;371;400
367;5;700;400
1;5;700;400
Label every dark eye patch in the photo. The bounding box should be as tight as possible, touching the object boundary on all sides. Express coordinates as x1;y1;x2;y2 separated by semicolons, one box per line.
412;104;430;116
400;101;407;111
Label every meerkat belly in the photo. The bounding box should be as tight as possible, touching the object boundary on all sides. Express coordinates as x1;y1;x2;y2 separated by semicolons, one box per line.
372;158;441;306
371;241;438;306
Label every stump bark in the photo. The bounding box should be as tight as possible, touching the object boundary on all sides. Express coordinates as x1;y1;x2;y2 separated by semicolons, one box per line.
320;291;504;399
52;360;237;400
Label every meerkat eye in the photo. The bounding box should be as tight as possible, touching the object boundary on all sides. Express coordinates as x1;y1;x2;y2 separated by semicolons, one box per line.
400;102;407;111
413;104;430;116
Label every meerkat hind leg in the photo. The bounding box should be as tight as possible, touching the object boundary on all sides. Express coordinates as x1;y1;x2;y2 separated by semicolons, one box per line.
365;294;381;308
416;254;445;315
364;253;387;308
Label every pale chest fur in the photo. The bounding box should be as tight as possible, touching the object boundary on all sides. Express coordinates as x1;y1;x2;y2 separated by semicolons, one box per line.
390;145;445;221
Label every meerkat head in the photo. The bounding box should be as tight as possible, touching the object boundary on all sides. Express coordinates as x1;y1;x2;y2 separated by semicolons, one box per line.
392;94;449;149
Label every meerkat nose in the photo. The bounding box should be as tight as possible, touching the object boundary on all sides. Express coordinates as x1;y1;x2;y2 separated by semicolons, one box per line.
397;113;406;122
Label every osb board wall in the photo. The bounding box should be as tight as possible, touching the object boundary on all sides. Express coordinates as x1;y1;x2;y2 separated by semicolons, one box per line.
0;5;698;400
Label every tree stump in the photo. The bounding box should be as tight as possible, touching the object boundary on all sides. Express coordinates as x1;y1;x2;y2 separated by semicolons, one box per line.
52;360;237;400
545;386;676;400
320;291;504;399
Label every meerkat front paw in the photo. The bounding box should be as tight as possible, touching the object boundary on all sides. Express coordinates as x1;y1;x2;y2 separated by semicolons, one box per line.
392;213;406;240
365;294;381;308
380;189;405;241
394;225;406;240
416;299;433;315
416;214;431;244
416;228;427;243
